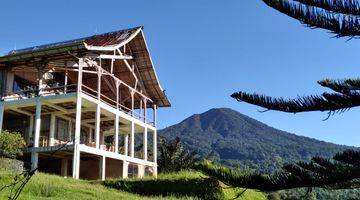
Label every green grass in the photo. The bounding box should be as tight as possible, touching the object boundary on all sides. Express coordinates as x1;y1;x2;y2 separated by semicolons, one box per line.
0;170;266;200
0;171;190;200
104;171;267;200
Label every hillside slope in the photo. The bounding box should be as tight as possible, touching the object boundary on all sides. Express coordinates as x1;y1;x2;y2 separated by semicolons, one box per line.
159;108;354;173
0;170;266;200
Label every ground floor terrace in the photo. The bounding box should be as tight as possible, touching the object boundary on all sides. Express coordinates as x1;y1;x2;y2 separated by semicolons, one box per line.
0;91;157;180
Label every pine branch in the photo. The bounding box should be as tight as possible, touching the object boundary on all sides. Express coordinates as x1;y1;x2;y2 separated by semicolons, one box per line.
197;150;360;192
318;78;360;94
262;0;360;38
231;91;360;113
295;0;360;16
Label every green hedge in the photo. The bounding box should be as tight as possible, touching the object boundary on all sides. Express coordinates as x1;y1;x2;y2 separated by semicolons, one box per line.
103;171;224;200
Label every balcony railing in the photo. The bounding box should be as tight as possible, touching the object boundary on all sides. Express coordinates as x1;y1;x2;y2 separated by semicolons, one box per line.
3;84;155;126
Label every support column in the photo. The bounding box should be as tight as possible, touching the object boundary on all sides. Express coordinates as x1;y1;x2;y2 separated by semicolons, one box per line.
64;63;68;93
99;156;106;180
30;151;38;171
49;114;56;146
0;103;4;131
131;90;134;117
95;105;101;149
143;127;148;161
72;58;83;179
124;134;129;156
96;65;101;149
61;158;68;177
153;129;157;163
153;105;157;127
68;120;72;142
114;115;119;153
144;99;147;123
152;166;158;178
122;161;128;178
130;122;135;157
72;145;80;179
28;115;34;145
137;164;145;178
34;97;42;148
153;128;157;178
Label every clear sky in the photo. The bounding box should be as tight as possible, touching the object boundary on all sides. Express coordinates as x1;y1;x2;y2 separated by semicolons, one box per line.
1;1;360;146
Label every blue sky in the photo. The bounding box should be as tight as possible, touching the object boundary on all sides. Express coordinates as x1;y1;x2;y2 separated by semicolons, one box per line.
1;1;360;146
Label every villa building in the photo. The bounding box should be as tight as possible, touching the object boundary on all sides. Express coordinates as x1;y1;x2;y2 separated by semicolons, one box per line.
0;26;170;180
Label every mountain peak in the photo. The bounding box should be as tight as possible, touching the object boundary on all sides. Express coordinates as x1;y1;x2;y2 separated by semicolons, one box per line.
159;107;352;173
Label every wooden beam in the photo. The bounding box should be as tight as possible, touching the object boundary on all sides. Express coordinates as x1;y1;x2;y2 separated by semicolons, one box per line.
8;107;32;116
82;116;114;123
43;101;68;113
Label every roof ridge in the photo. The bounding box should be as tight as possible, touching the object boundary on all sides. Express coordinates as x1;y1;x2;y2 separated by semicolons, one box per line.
7;26;142;56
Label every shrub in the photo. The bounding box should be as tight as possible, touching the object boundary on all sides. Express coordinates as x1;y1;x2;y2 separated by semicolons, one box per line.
0;130;26;158
104;171;224;200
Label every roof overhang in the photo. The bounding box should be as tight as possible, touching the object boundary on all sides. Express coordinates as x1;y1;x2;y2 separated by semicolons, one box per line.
0;26;170;107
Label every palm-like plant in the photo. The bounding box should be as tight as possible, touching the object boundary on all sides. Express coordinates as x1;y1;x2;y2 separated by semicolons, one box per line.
158;137;198;172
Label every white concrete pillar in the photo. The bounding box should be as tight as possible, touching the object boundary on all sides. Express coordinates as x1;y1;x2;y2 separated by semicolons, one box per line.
72;144;80;179
49;114;56;146
73;58;83;179
144;99;147;123
152;166;158;178
131;91;134;117
68;120;72;142
61;158;68;177
30;151;38;171
122;161;128;178
95;105;101;149
143;127;148;161
99;156;106;180
130;122;135;157
153;129;157;163
95;65;101;147
0;103;4;131
28;115;34;145
34;98;42;148
153;105;157;127
124;134;129;156
114;115;119;153
137;164;145;178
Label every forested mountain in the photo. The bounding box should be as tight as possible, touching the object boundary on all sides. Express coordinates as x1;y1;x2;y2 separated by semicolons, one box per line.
159;108;355;173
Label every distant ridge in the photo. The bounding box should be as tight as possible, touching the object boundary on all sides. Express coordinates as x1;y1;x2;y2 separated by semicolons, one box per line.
159;108;354;173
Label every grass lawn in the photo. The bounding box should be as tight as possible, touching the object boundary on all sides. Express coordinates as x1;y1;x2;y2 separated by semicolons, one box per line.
104;171;267;200
0;170;266;200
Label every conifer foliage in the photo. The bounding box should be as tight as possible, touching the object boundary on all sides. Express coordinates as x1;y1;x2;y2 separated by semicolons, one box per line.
227;0;360;192
197;150;360;191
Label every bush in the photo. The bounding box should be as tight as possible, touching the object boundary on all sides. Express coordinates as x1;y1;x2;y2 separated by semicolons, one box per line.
104;171;224;200
0;130;26;158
